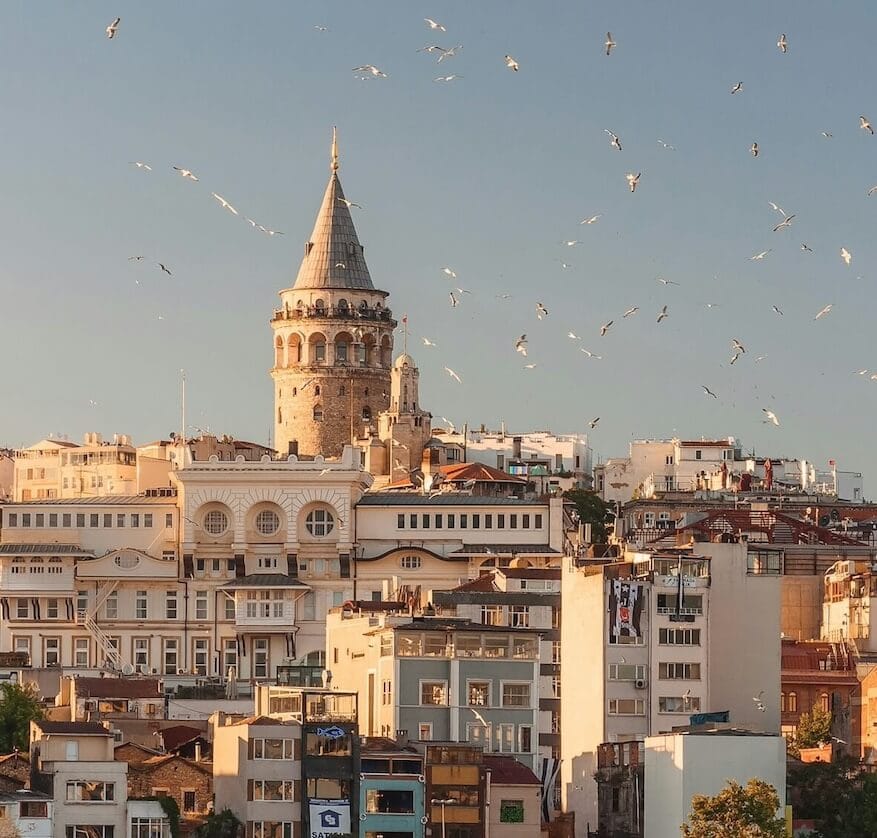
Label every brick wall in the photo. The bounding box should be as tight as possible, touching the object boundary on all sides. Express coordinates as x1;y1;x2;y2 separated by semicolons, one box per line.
128;755;212;817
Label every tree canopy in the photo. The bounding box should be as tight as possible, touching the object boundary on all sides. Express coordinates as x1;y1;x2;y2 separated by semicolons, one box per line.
0;682;44;753
681;779;786;838
564;489;615;542
194;809;243;838
793;705;833;751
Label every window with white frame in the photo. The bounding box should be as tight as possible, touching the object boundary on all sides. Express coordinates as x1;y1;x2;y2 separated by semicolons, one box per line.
203;510;228;535
66;828;114;838
501;683;530;707
105;591;118;619
608;663;646;681
305;508;334;537
195;590;208;620
193;638;209;676
608;699;645;715
74;638;90;668
163;638;178;674
131;818;171;838
481;605;503;626
518;725;532;753
382;680;392;705
136;591;148;620
497;723;515;752
400;555;422;569
509;606;530;627
250;780;295;801
223;639;237;676
15;599;28;619
46;598;59;619
467;680;490;706
552;640;561;664
253;638;269;678
467;722;491;747
420;681;448;705
659;628;701;645
658;662;701;680
224;596;236;620
134;638;150;670
252;738;294;759
659;696;702;713
255;510;281;536
418;723;433;741
166;591;178;620
43;637;60;666
248;823;293;838
66;780;115;801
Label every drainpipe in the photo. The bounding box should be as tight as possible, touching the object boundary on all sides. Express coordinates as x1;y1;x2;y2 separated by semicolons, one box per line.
182;580;189;672
484;768;491;838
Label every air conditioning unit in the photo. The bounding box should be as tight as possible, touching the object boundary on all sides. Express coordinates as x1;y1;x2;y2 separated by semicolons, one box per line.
634;679;647;689
84;699;97;712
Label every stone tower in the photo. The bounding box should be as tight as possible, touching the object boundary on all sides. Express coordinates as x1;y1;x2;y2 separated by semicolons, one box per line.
271;131;395;457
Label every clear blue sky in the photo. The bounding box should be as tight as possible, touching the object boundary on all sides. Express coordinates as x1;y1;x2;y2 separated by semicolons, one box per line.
2;1;876;490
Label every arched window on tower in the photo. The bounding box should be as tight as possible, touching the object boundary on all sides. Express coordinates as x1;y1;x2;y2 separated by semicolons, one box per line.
277;407;282;423
314;298;326;315
314;386;321;396
288;334;302;364
313;405;324;422
274;336;284;368
338;298;349;314
403;385;409;411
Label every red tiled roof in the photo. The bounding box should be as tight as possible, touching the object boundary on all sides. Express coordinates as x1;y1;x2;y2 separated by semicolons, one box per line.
385;461;528;489
160;725;206;752
341;600;410;613
484;755;541;785
133;754;212;775
75;677;162;699
450;574;499;593
499;568;561;580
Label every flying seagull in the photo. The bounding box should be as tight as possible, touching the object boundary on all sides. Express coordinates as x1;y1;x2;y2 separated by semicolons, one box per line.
732;339;746;354
604;129;622;151
702;386;718;399
106;17;121;39
353;64;388;78
580;348;602;359
580;214;603;225
656;305;669;323
868;185;877;196
424;18;446;32
753;690;767;711
442;267;457;279
128;255;145;262
567;331;580;340
657;277;679;286
605;32;616;55
730;351;742;365
814;304;833;320
730;82;743;94
772;214;795;232
436;46;462;63
449;292;458;308
434;74;462;82
504;55;519;71
211;193;239;215
657;139;675;150
623;306;639;318
514;335;528;356
772;305;784;315
337;197;362;209
422;337;437;347
861;116;874;135
750;249;772;261
841;247;852;265
158;263;172;276
777;34;788;53
444;367;462;383
536;302;549;320
130;161;152;171
626;172;641;193
750;142;759;157
600;320;614;336
173;166;198;181
801;243;814;253
589;417;600;429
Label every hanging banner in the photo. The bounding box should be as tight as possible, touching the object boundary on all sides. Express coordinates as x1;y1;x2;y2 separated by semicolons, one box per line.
309;799;351;837
609;580;644;639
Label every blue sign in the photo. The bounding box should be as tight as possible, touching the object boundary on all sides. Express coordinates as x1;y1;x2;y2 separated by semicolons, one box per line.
316;725;346;739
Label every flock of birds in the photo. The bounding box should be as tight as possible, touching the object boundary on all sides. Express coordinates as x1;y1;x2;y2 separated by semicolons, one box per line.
95;13;876;443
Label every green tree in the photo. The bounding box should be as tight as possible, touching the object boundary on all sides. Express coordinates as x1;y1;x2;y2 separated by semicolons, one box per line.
0;682;44;753
794;705;833;751
194;809;243;838
564;490;615;542
814;771;877;837
681;779;786;838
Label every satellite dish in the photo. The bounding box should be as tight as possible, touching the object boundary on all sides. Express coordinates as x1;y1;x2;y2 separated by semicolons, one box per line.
121;664;135;676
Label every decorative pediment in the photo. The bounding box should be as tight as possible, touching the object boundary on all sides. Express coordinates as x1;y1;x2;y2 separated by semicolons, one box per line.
76;548;179;579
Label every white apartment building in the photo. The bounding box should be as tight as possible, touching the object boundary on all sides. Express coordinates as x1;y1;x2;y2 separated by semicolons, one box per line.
560;542;781;831
0;790;52;838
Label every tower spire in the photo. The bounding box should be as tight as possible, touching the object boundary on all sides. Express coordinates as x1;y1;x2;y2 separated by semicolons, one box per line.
331;126;339;172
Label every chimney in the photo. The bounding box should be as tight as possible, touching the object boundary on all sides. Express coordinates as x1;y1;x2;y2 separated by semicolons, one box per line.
195;741;202;762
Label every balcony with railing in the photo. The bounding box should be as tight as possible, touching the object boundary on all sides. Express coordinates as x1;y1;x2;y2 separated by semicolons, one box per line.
272;304;395;323
234;597;296;629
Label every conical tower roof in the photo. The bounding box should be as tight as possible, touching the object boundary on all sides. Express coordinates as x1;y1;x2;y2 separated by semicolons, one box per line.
292;131;374;291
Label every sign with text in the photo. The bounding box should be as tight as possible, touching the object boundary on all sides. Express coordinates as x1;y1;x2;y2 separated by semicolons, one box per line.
309;799;351;838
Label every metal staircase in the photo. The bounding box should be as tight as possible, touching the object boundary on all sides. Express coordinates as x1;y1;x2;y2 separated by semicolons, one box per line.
75;609;131;673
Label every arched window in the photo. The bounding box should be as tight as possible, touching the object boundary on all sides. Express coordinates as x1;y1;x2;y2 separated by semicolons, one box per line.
287;334;302;364
338;298;349;313
788;692;798;713
339;385;346;396
255;509;281;536
313;405;324;422
305;508;334;537
203;510;229;536
820;692;830;713
274;336;284;368
336;341;349;362
314;298;326;314
781;692;786;713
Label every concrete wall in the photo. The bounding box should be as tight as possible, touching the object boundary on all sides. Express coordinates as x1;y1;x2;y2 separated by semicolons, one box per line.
488;782;542;837
644;733;786;836
782;576;822;641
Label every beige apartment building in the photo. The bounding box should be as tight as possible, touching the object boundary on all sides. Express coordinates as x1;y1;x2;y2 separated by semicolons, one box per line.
560;541;781;832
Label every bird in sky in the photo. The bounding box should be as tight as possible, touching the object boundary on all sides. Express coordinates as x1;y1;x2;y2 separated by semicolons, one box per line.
158;263;172;276
335;262;347;269
589;417;600;429
106;17;121;39
580;214;602;225
128;255;145;262
523;363;537;369
314;25;328;32
755;355;768;363
656;305;669;323
623;306;639;318
605;33;616;55
600;320;614;336
442;267;457;279
424;18;446;32
626;172;641;193
801;243;814;253
353;65;388;78
514;335;528;356
536;303;549;320
434;74;462;82
580;348;602;360
422;337;437;347
702;386;718;399
750;249;772;260
567;331;580;340
565;240;579;247
337;197;362;209
841;247;852;265
772;214;795;232
763;408;781;428
768;201;786;215
418;45;448;55
732;339;746;354
449;292;458;308
657;277;679;286
777;34;788;54
730;82;743;94
211;193;238;215
504;55;519;71
444;367;462;383
814;304;833;320
868;185;877;196
173;166;198;181
730;352;742;366
753;690;767;711
821;131;833;138
657;139;675;150
861;116;874;135
772;305;784;315
130;161;151;171
750;142;759;157
436;46;463;63
604;129;622;151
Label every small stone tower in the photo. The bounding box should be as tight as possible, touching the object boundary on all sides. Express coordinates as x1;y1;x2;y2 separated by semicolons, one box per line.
271;131;395;457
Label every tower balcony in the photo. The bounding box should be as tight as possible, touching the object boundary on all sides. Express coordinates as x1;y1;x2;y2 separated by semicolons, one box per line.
273;304;395;325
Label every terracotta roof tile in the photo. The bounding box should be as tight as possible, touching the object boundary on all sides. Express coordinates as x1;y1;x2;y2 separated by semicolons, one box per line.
483;755;541;785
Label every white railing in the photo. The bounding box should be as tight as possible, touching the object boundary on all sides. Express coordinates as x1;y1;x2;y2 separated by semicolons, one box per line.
235;600;295;626
75;609;129;672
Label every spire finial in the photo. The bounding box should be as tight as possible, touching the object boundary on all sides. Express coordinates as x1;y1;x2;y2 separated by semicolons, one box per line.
331;126;339;172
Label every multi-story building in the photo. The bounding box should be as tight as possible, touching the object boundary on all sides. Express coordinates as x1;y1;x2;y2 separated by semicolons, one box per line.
326;609;541;770
29;719;135;838
360;737;426;838
421;743;487;838
0;789;53;838
0;449;13;501
271;132;396;459
593;739;644;838
560;542;781;831
431;569;561;778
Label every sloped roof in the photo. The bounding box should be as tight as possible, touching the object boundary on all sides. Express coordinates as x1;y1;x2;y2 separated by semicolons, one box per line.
450;574;499;593
220;574;310;589
75;677;161;699
35;721;110;736
0;544;92;555
292;170;373;291
161;725;208;752
441;462;528;484
484;754;541;785
134;754;212;775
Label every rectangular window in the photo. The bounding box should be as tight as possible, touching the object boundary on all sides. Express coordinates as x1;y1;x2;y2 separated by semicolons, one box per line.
397;514;405;529
66;780;115;801
659;662;701;680
131;819;167;838
252;738;294;759
510;514;518;529
656;593;703;615
74;638;90;667
103;514;112;528
35;513;44;527
163;639;178;675
552;676;561;699
608;663;646;681
434;514;442;529
382;679;392;705
659;696;702;713
136;591;148;619
485;514;493;528
102;591;117;619
535;513;543;528
468;680;490;706
131;513;140;527
552;640;561;664
250;780;295;801
47;598;59;619
165;513;173;528
43;637;60;666
497;723;515;752
608;699;645;715
497;514;505;529
21;513;31;526
509;606;529;627
481;605;503;626
66;829;114;838
659;628;701;645
418;723;433;741
6;513;16;527
20;801;48;818
49;513;58;527
366;789;415;815
16;599;28;619
522;514;530;528
420;681;448;706
472;514;480;529
468;722;491;747
409;514;417;528
196;590;208;620
253;638;269;678
501;683;530;707
225;597;236;620
144;514;153;527
193;639;209;676
223;639;237;675
116;514;125;528
134;638;149;670
166;591;178;620
695;450;702;460
447;514;455;528
422;514;430;529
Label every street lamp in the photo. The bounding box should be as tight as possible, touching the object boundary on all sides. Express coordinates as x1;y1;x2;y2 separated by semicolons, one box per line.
430;798;455;838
